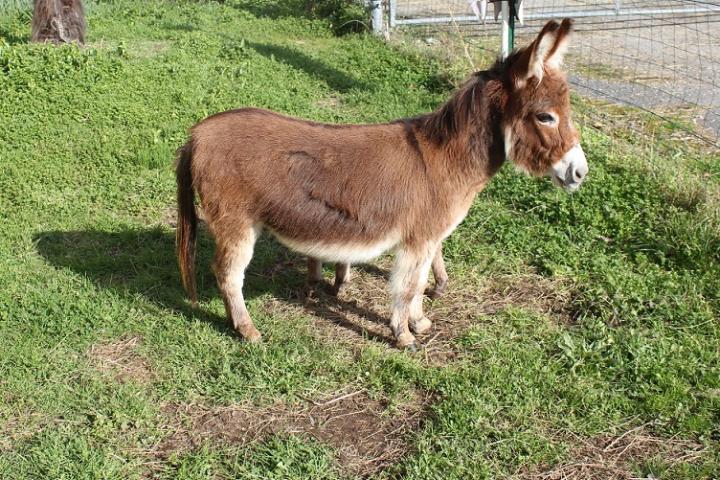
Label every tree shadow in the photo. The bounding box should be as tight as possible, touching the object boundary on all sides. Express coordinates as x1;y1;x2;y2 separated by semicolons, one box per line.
0;24;30;46
246;41;368;93
34;227;393;343
159;22;199;33
227;0;312;21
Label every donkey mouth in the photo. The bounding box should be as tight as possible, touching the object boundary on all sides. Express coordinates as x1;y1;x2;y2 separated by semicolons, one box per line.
548;170;577;191
549;145;588;192
550;171;583;192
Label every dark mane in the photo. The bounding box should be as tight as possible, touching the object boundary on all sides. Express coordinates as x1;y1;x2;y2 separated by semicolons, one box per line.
419;54;519;145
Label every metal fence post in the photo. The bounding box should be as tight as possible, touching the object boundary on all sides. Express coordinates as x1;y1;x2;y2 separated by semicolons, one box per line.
500;1;515;59
371;0;384;35
389;0;396;28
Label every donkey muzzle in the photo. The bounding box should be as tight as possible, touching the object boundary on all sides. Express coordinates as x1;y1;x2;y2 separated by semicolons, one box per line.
549;145;588;192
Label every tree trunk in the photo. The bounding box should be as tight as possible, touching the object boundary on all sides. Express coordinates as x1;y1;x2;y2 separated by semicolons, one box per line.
31;0;86;45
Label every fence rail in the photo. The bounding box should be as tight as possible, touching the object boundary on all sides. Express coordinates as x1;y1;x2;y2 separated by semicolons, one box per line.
391;1;720;26
387;0;720;145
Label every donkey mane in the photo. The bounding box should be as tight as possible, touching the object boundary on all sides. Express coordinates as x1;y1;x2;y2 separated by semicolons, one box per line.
419;55;516;147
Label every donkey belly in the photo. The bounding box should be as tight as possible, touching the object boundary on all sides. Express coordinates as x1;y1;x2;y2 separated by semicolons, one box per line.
270;230;400;264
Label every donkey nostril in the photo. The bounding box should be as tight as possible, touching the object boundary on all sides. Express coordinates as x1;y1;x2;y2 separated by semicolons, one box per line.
572;165;587;182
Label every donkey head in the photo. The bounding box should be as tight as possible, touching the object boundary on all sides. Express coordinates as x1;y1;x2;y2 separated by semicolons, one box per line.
503;18;588;192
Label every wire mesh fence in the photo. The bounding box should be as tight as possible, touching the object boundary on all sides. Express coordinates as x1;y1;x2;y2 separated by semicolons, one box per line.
390;0;720;146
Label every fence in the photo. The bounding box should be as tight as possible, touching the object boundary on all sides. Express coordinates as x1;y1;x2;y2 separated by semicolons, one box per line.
385;0;720;146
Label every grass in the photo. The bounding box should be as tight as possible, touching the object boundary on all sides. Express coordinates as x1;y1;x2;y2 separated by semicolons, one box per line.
1;0;719;478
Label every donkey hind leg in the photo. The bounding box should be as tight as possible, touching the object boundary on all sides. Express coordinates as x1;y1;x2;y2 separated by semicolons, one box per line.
390;245;436;349
215;226;262;342
331;263;351;296
426;245;449;299
305;257;323;297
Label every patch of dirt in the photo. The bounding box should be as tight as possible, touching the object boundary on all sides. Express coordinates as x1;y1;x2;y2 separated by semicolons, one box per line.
0;412;67;453
525;425;706;480
155;389;431;477
264;256;575;364
315;95;342;109
479;274;574;319
136;41;172;58
87;335;154;384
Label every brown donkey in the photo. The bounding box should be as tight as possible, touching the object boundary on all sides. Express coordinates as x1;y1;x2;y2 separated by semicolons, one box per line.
176;19;588;349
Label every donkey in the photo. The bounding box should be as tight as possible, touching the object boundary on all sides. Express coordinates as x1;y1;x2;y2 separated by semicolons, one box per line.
176;19;588;350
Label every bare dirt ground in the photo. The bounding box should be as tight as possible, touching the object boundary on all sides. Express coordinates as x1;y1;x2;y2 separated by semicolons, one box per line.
154;389;431;477
395;0;720;142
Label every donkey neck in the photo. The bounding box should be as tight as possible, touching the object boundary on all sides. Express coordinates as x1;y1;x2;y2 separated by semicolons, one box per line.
417;70;507;189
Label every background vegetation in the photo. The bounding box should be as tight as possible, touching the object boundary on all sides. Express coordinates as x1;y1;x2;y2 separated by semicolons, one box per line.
0;0;718;478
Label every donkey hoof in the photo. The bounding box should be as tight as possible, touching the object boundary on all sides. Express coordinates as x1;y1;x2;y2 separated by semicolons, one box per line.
396;332;417;350
410;317;432;335
404;342;419;353
303;284;317;298
239;326;262;343
402;339;424;353
425;288;443;299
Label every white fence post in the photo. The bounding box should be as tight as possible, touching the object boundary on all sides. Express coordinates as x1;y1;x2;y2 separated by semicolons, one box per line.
500;1;510;58
500;1;516;59
371;0;384;35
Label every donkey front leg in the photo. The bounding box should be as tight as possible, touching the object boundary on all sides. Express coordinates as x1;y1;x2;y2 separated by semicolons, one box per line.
390;245;436;349
215;226;262;342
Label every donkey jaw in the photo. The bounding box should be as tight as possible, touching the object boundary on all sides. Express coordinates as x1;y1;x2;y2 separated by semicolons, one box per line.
548;145;588;192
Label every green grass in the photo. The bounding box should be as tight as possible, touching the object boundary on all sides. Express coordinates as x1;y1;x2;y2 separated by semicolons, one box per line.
1;1;719;478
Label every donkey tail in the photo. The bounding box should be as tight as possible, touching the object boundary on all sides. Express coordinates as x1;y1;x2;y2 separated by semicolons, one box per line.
175;140;198;306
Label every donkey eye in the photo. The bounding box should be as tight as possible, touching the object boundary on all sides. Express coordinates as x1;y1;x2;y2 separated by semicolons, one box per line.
535;113;556;124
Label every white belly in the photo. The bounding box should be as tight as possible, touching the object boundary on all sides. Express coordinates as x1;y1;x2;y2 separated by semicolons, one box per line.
271;231;400;264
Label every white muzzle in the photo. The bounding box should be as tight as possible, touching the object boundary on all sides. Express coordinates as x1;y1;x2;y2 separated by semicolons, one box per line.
549;145;588;192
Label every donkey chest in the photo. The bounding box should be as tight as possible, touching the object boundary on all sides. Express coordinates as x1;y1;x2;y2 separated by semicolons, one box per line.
437;190;477;241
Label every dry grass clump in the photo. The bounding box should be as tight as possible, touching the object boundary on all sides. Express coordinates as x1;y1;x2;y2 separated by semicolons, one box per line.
87;335;154;384
526;424;706;480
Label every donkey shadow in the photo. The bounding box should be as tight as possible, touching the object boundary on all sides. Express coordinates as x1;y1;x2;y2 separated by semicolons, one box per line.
34;227;395;343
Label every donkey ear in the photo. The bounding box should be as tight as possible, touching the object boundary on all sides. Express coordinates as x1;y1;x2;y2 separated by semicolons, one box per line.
545;18;574;70
525;20;561;83
513;19;574;88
